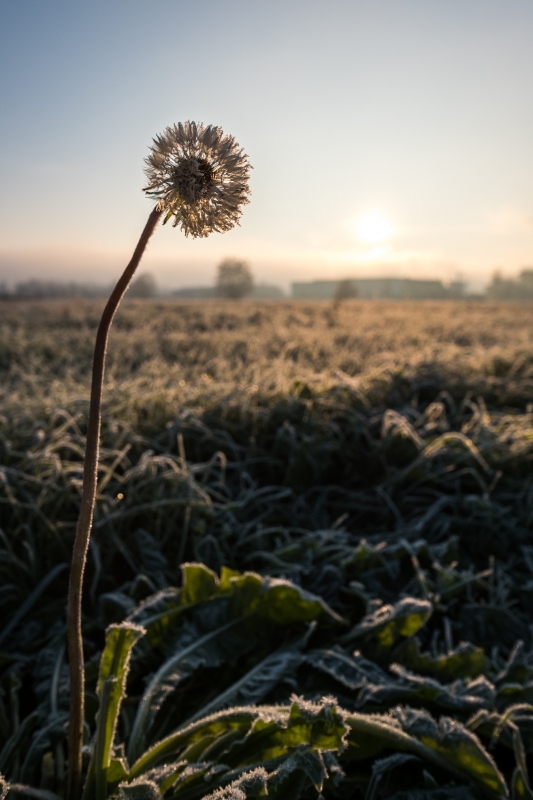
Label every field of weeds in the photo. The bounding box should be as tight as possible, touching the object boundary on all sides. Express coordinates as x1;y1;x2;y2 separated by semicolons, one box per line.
2;298;533;799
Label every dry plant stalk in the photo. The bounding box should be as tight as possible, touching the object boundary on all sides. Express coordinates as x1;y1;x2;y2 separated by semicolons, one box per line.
66;206;162;798
66;122;251;799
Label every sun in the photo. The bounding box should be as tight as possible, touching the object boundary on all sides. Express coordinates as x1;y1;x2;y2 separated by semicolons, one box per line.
356;213;392;244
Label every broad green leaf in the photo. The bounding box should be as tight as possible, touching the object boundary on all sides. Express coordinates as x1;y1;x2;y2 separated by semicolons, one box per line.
96;623;146;697
498;683;533;706
252;578;342;626
84;622;145;800
184;637;308;726
395;637;488;680
126;588;184;648
128;563;343;644
129;698;347;780
222;698;348;768
395;707;507;799
127;566;341;760
181;565;219;605
266;746;325;799
342;538;388;570
513;768;533;800
127;616;254;763
511;726;533;800
159;761;228;797
345;709;507;798
119;778;162;799
365;752;421;800
108;757;129;785
342;597;432;653
305;646;390;690
356;664;495;714
129;710;256;778
199;768;267;800
304;647;494;717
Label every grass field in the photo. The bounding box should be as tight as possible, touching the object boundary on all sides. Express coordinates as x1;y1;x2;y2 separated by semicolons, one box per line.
2;298;533;799
3;298;533;412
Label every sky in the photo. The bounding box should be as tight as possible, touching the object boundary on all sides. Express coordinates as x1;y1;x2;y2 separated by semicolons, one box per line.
1;0;533;293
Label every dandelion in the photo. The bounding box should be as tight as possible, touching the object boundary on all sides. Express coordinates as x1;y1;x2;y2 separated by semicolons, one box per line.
144;121;252;238
67;123;251;799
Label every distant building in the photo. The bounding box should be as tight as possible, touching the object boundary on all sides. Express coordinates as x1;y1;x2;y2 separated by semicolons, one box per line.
172;286;216;299
250;283;285;300
291;278;452;300
172;283;285;300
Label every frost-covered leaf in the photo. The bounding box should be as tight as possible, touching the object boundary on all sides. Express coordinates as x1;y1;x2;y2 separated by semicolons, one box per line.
356;664;495;713
199;768;267;800
108;757;129;785
395;638;488;680
84;623;145;800
186;638;307;724
266;746;325;799
159;761;228;797
342;597;432;653
498;683;533;707
510;726;533;800
129;710;256;778
129;697;348;779
366;753;421;800
305;647;390;691
127;566;340;761
393;707;507;798
128;563;342;644
223;697;348;768
127;616;255;763
119;777;163;800
344;707;507;797
513;767;533;800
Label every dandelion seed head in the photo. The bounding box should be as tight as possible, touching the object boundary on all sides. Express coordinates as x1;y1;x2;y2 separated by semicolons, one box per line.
144;121;252;238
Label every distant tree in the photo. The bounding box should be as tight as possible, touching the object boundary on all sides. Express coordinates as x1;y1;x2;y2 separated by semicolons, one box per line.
486;270;533;300
520;268;533;288
128;272;157;298
216;258;254;299
328;280;359;324
334;279;358;302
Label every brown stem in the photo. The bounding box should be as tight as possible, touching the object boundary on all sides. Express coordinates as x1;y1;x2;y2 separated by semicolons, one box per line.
67;206;163;800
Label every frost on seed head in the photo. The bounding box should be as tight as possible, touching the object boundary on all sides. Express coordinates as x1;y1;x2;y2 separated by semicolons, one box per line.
144;121;252;238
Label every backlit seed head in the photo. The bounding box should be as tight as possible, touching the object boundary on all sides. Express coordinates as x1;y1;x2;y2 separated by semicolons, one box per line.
144;121;252;238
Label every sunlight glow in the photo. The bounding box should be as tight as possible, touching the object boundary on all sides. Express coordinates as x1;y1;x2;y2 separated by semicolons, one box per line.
356;214;393;244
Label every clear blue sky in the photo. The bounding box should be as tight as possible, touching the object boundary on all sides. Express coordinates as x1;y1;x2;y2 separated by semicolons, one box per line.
1;0;532;291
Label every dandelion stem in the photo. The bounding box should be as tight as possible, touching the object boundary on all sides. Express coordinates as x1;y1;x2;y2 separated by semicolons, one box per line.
67;205;162;800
